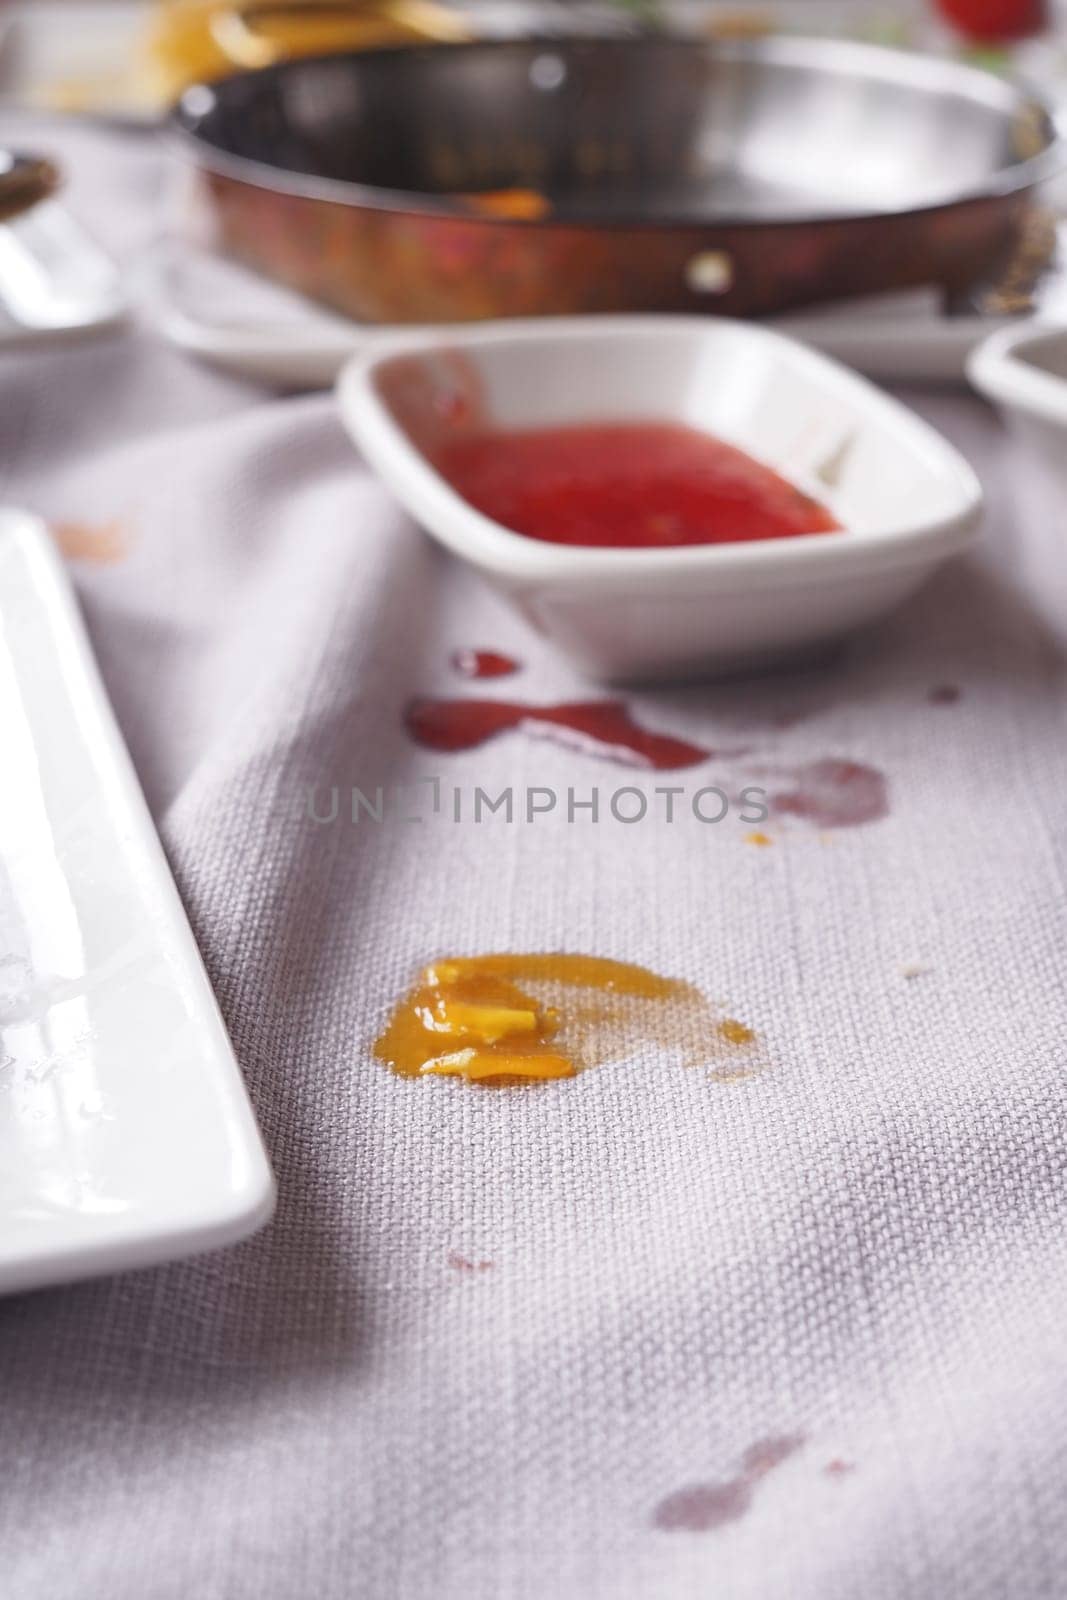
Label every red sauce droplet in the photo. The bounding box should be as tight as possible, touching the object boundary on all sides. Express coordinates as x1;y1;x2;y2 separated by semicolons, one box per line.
447;1252;494;1272
769;759;888;829
436;422;841;548
451;648;520;679
824;1459;856;1479
405;696;709;771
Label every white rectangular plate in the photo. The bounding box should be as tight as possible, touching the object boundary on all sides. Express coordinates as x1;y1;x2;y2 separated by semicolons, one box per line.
0;509;275;1295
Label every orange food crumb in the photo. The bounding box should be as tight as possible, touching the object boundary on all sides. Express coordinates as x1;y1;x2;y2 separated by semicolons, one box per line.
458;188;551;221
744;830;773;847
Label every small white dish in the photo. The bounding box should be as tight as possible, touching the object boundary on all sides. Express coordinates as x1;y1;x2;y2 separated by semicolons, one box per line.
337;315;982;682
147;238;1040;389
968;319;1067;461
0;203;127;349
0;509;274;1295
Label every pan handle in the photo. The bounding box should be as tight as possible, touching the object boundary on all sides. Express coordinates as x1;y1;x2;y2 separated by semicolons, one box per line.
0;154;60;227
208;0;469;69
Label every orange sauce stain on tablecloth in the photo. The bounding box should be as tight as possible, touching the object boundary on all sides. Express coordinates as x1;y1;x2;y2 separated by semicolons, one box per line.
51;519;128;564
373;953;759;1086
718;1018;756;1047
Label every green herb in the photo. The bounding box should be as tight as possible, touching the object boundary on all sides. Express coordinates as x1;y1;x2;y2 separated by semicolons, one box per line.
609;0;667;30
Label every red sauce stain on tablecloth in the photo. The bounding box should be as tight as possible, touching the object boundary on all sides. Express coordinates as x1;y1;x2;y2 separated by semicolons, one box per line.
450;648;520;679
741;1435;805;1478
447;1252;494;1273
436;422;840;549
653;1434;805;1533
405;697;710;771
823;1459;857;1479
653;1478;754;1532
768;759;888;829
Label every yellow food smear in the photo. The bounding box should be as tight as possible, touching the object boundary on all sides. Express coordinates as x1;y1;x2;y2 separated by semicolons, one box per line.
138;0;469;104
744;830;773;848
718;1018;756;1047
424;953;684;999
373;953;759;1087
421;1001;538;1042
421;1049;575;1082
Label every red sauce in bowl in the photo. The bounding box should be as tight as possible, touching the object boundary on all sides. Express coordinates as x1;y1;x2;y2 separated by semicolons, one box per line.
435;421;841;549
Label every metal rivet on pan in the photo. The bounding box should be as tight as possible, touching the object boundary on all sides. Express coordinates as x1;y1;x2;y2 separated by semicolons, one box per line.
180;84;217;118
530;54;567;91
686;251;734;294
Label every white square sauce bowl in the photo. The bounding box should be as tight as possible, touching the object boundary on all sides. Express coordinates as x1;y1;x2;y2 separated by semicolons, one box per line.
338;316;982;683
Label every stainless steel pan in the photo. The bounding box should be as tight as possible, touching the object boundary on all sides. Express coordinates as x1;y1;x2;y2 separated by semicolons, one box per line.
170;35;1067;323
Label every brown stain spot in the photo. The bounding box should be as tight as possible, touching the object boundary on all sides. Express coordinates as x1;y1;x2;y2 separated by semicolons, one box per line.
51;519;128;565
769;759;888;830
928;684;961;706
653;1434;804;1533
823;1459;856;1479
447;1252;494;1273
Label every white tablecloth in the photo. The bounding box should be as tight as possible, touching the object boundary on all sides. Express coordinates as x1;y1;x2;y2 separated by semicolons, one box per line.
3;111;1067;1600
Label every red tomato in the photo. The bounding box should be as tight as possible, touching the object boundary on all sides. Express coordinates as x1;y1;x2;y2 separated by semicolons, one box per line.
934;0;1047;40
